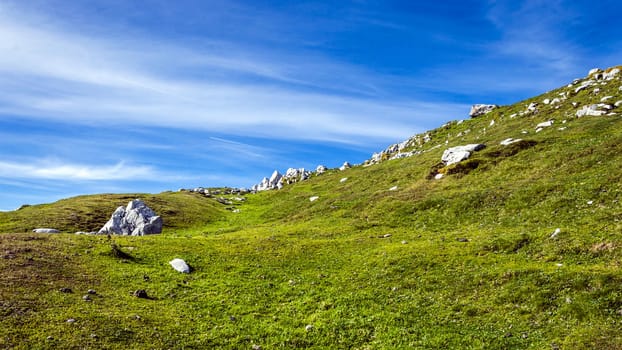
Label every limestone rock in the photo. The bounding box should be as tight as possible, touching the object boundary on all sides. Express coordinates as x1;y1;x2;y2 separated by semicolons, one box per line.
441;144;486;165
98;199;162;236
169;258;191;273
576;104;612;117
32;228;60;233
339;162;352;171
252;170;283;192
316;165;327;174
469;104;498;117
500;138;522;146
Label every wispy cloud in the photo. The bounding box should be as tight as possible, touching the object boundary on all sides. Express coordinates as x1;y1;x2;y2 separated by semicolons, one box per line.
0;2;463;145
0;159;157;181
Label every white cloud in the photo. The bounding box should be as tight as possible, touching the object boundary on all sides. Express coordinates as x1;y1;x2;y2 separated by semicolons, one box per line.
0;160;155;181
0;3;464;145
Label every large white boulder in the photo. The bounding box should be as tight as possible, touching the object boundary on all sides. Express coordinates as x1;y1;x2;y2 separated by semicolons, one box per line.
98;199;163;236
441;144;486;165
469;104;497;117
316;165;327;174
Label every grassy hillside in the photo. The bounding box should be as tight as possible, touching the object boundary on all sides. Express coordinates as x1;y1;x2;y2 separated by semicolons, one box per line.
0;191;227;233
1;67;622;349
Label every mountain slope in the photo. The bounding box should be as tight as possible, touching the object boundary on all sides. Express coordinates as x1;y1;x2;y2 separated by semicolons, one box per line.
1;67;622;349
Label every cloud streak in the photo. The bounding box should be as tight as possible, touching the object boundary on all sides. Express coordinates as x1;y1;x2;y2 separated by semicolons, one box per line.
0;2;466;146
0;160;158;181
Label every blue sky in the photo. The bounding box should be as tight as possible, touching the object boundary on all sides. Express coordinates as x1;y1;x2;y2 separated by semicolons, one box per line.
1;0;621;210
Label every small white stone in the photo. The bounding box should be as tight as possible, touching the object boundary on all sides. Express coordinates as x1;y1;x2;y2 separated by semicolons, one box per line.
169;258;191;273
389;186;398;191
305;325;314;331
587;200;593;205
340;177;348;183
434;173;444;180
489;120;495;126
309;196;319;202
550;228;561;238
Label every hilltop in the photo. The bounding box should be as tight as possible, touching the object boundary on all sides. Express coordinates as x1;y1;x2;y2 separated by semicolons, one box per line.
1;66;622;349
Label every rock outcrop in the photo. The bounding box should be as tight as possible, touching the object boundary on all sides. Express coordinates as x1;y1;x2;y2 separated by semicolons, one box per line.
469;104;498;117
339;162;352;171
576;104;613;117
441;144;486;165
98;199;163;236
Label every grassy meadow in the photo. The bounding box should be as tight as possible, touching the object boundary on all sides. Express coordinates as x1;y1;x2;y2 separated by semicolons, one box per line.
1;68;622;349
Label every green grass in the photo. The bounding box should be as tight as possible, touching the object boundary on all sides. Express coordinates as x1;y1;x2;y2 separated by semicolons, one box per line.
1;69;622;349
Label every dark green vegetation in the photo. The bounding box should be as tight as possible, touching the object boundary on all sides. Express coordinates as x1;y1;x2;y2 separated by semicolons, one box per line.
2;68;622;349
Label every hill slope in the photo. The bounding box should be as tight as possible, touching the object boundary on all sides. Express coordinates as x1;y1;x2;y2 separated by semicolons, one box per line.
1;67;622;349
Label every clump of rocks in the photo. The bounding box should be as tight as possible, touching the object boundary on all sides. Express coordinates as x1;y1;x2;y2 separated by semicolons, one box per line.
98;199;162;236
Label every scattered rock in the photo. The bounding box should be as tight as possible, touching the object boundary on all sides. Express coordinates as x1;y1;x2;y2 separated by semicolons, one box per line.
309;196;319;202
169;258;191;273
434;173;444;180
59;288;73;293
132;290;148;299
456;238;469;242
316;165;327;174
252;345;262;350
339;162;352;171
588;68;602;76
340;177;348;183
469;104;498;117
82;295;92;302
380;234;392;238
32;228;60;234
401;240;408;244
389;186;398;191
66;318;76;324
252;170;283;192
550;228;561;238
536;120;554;129
441;144;486;165
98;199;163;236
87;289;96;295
305;324;314;331
500;138;522;146
576;104;613;117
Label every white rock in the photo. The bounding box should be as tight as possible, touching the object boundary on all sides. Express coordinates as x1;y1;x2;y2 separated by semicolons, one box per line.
601;96;613;102
603;68;620;80
33;228;60;233
309;196;319;202
574;81;594;93
587;200;593;205
550;228;561;238
558;127;567;131
469;104;497;117
389;186;398;191
535;128;543;133
588;68;601;76
169;258;190;273
316;165;327;174
98;199;163;236
576;104;610;117
509;113;517;118
339;162;351;171
527;102;538;112
615;101;622;107
489;120;495;126
340;177;348;183
434;173;444;180
593;88;600;94
536;120;553;129
441;144;485;165
500;138;522;146
572;102;579;107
